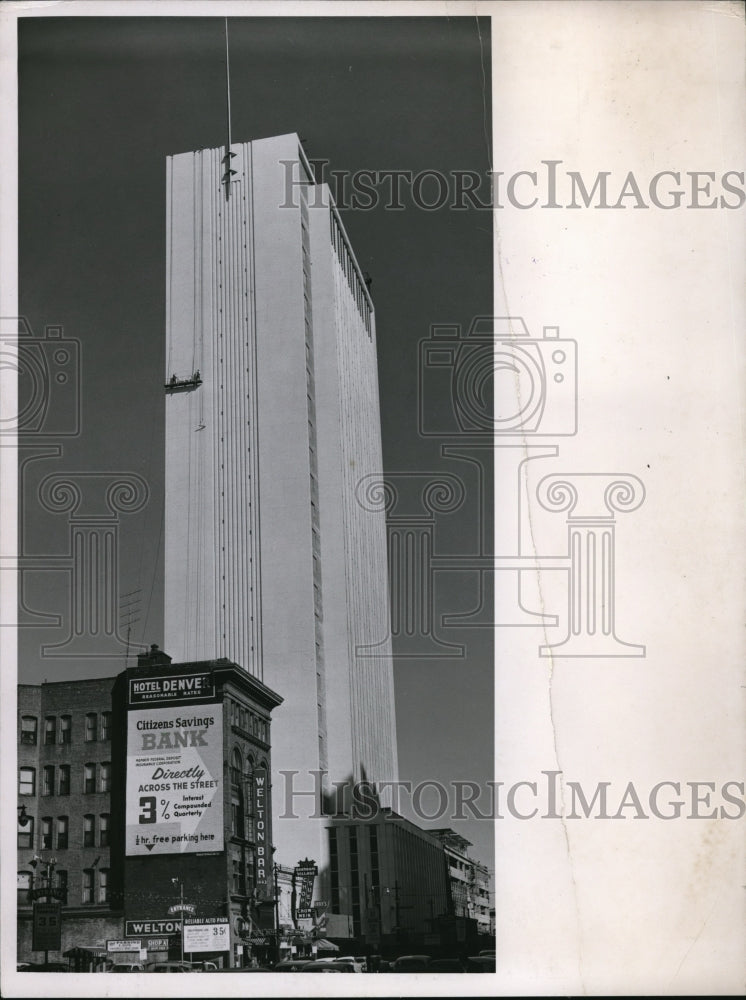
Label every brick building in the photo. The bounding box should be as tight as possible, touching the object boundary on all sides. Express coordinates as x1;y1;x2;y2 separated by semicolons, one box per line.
17;645;282;969
18;675;120;960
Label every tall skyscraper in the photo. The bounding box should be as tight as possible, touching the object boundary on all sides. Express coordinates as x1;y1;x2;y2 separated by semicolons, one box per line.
163;133;398;873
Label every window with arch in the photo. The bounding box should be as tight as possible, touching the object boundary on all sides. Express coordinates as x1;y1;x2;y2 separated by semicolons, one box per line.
41;816;53;850
19;767;36;796
98;868;110;904
82;869;93;904
20;716;38;745
84;763;96;794
246;844;256;885
230;748;242;788
99;813;110;847
56;815;69;850
59;715;72;744
42;765;55;797
101;711;112;741
85;713;97;742
44;716;56;745
100;762;111;793
58;765;71;796
230;748;244;839
83;814;95;847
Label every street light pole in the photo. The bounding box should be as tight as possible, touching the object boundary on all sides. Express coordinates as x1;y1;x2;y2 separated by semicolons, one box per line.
172;877;186;964
273;863;279;934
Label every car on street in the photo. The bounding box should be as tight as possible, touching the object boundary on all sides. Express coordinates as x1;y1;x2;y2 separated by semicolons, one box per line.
302;961;349;973
429;958;466;972
273;958;313;971
464;954;496;972
212;965;274;972
19;962;69;972
107;962;146;973
146;961;193;972
391;954;432;972
314;955;364;972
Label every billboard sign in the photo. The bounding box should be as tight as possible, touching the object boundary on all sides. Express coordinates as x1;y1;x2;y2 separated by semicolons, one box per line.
107;939;141;953
125;703;223;855
125;919;181;936
129;672;214;706
183;917;230;953
293;859;317;925
32;901;61;951
254;766;269;894
146;938;171;951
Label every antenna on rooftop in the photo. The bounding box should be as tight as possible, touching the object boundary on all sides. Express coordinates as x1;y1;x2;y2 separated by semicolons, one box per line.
120;588;141;667
221;17;236;199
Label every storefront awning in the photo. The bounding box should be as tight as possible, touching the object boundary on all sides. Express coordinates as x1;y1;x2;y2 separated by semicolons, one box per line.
63;947;95;959
313;938;339;951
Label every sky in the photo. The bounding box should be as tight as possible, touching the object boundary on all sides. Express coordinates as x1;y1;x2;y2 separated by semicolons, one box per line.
16;14;494;872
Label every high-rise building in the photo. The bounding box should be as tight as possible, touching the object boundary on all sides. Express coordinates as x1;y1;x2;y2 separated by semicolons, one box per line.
163;133;398;877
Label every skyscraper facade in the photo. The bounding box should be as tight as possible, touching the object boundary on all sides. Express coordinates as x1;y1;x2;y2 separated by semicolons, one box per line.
163;133;398;873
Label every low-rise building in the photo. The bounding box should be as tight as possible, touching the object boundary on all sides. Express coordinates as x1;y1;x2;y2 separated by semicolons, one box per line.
323;809;451;953
429;828;492;937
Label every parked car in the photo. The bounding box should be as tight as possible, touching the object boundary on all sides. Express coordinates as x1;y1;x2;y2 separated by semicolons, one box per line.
429;958;465;972
21;962;69;972
108;962;145;973
212;965;274;972
464;954;496;972
146;961;192;972
302;961;349;973
391;954;431;972
314;955;364;972
273;958;313;972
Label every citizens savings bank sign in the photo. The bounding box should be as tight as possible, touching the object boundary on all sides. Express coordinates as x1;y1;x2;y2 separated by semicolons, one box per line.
125;684;223;856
